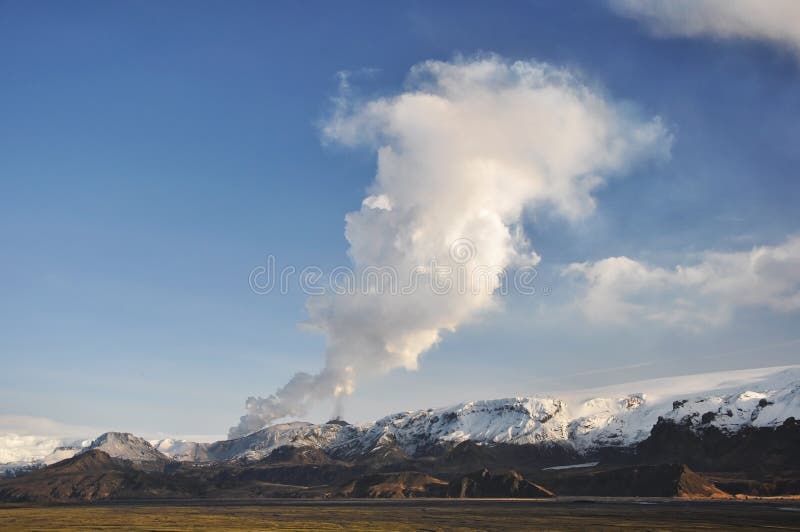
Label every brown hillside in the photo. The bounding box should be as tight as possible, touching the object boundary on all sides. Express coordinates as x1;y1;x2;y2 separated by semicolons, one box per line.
339;471;448;498
448;468;554;498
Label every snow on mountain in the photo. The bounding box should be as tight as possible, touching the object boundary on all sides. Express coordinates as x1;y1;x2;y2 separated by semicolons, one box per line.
0;437;87;478
3;365;799;470
152;438;203;462
662;374;800;431
41;445;84;466
83;432;168;463
156;366;800;462
360;396;571;455
151;399;573;462
155;422;362;462
567;366;800;451
567;394;652;450
0;434;67;465
0;415;97;476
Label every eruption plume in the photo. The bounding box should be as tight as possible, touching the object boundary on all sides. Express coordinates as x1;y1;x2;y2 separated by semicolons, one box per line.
228;55;671;438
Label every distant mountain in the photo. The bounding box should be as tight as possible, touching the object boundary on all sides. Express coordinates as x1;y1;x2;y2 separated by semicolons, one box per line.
147;366;800;464
1;365;799;500
0;450;201;503
2;425;799;501
1;432;171;479
84;432;169;464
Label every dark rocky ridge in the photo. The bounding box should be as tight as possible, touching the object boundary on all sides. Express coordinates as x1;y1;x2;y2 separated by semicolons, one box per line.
530;464;729;498
0;451;205;503
638;417;800;472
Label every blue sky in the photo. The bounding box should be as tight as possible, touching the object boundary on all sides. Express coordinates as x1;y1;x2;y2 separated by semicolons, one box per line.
1;1;799;438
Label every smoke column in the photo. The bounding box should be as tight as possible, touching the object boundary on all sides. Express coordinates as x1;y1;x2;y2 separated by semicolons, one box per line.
229;55;671;438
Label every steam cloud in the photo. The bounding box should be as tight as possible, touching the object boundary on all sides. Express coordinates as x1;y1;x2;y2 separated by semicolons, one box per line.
229;55;671;438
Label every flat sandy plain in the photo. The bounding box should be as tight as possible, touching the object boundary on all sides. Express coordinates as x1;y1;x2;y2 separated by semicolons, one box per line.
1;499;799;531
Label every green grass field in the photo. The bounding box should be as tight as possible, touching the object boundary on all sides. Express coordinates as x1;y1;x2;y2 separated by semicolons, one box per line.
1;500;799;531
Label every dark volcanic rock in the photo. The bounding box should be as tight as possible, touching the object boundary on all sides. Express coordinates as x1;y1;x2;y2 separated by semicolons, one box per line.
708;472;800;497
263;445;333;465
447;468;554;498
535;464;730;498
437;440;582;477
638;417;800;473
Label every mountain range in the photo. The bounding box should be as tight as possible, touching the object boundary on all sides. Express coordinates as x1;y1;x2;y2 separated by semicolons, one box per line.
1;366;798;501
147;365;798;463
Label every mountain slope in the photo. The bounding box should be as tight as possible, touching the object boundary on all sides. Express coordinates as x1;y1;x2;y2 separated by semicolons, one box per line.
83;432;170;466
339;471;448;498
0;450;199;502
447;468;554;498
531;463;731;498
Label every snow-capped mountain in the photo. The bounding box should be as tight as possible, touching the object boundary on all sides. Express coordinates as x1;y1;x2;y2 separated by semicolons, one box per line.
41;445;84;466
155;421;362;462
152;366;800;463
3;366;799;473
83;432;169;463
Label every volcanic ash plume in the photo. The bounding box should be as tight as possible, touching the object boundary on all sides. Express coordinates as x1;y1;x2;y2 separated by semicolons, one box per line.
228;55;671;438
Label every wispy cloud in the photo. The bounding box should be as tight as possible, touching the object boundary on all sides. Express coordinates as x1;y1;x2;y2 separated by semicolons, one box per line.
609;0;800;58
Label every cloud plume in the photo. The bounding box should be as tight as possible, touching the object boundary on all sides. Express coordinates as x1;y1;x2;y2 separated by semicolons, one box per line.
229;55;671;438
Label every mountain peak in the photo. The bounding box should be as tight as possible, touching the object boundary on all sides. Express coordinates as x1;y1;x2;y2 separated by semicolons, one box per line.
86;432;168;463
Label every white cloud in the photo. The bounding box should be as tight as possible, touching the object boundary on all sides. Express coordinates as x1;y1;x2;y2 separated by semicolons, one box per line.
0;416;96;464
565;235;800;328
0;434;69;464
230;55;671;437
609;0;800;57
